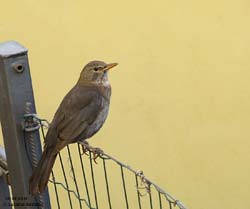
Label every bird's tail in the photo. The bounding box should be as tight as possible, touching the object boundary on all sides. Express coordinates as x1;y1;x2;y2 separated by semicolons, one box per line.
29;147;57;195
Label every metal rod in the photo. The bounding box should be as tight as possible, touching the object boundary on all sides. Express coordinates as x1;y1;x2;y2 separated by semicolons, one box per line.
78;144;92;208
148;185;153;209
89;152;99;209
158;192;162;209
58;153;73;209
120;166;129;209
102;159;112;209
135;174;142;209
51;171;60;209
66;146;83;209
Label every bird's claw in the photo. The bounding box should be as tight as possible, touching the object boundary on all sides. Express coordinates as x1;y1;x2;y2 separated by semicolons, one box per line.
79;141;103;163
92;147;104;164
80;141;90;156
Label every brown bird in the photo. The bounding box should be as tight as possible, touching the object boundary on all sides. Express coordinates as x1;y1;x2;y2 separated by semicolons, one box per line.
29;60;118;195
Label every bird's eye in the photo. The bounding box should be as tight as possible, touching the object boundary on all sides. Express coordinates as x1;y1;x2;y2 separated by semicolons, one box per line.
94;67;99;71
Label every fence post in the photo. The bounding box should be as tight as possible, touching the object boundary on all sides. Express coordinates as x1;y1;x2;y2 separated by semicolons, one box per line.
0;41;51;209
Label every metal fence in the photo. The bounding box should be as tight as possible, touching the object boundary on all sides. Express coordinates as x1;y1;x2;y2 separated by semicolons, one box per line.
0;41;188;209
38;119;187;209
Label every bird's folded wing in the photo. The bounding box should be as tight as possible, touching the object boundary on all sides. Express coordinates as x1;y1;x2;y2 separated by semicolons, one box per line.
58;99;101;141
44;85;102;147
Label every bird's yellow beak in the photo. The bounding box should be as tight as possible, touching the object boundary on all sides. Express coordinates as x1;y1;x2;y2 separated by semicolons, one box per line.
102;63;118;72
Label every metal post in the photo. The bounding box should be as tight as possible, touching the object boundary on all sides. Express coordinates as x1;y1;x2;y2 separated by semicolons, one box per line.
0;41;51;209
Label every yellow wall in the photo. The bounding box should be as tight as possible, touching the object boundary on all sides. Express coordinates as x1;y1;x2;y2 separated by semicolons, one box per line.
1;0;250;208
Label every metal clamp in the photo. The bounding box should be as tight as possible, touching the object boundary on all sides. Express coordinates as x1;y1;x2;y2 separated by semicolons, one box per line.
23;113;41;132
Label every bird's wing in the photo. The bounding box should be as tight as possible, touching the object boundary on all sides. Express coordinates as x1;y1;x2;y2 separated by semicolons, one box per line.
44;85;103;149
58;98;101;141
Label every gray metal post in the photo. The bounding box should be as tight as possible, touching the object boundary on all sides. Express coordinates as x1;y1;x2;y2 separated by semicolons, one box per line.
0;41;51;209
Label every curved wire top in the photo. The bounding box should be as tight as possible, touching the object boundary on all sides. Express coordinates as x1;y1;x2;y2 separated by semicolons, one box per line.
81;143;188;209
36;115;188;209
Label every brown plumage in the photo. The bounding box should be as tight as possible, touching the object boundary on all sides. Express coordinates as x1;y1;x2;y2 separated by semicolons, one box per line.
29;60;118;195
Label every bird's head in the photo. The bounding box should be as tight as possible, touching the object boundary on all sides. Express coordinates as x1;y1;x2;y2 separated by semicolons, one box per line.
78;60;118;86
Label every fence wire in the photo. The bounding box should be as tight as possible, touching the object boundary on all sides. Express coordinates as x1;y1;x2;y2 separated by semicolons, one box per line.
37;117;187;209
0;115;188;209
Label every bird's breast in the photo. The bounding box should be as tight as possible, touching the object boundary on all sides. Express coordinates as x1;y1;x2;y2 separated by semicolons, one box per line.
85;99;110;138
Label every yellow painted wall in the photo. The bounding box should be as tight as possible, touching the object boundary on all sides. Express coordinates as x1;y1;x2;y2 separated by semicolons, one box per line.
1;0;250;208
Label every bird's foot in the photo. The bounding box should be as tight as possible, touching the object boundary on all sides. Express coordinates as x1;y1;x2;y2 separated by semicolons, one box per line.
80;141;90;156
92;147;104;164
78;141;103;163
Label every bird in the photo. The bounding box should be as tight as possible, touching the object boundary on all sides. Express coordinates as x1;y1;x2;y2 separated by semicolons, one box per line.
29;60;118;195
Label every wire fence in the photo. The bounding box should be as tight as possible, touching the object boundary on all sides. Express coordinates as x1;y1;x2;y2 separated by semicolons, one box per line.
0;114;188;209
26;116;188;209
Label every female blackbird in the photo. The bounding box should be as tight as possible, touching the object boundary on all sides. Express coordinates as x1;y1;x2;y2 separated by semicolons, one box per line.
29;60;118;195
